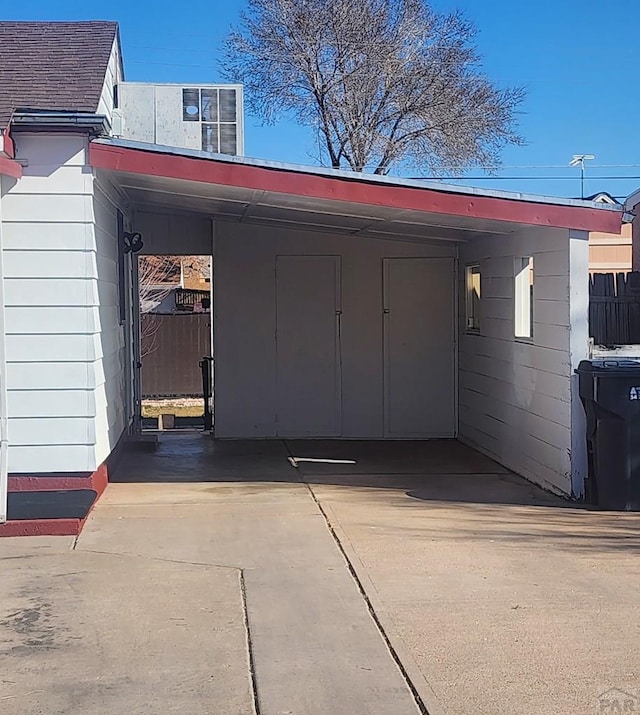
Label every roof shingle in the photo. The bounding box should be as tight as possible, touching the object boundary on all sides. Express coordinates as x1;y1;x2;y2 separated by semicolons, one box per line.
0;21;118;131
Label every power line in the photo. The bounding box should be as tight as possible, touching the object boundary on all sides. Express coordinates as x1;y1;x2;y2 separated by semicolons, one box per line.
125;57;626;84
124;35;639;58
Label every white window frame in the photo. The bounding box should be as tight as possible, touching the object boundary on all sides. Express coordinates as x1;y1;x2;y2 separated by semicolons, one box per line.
181;87;241;156
514;256;534;340
465;264;481;333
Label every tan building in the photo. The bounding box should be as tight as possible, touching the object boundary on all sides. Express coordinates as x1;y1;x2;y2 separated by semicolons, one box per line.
587;192;633;274
589;222;633;274
626;188;640;272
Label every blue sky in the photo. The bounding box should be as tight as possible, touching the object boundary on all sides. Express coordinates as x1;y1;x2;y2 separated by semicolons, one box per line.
4;0;640;200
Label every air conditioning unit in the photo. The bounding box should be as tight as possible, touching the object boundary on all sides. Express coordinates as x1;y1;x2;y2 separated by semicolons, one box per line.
112;82;244;156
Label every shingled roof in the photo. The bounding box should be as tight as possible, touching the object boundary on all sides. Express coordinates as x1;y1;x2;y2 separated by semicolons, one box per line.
0;21;119;131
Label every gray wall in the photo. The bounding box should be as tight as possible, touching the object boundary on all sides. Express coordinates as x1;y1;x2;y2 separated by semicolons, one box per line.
457;226;576;495
214;222;456;439
115;83;244;155
134;211;213;256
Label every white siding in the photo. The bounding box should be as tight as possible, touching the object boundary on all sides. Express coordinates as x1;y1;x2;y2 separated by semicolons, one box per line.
458;227;575;495
97;38;123;130
568;231;590;497
2;133;130;474
0;175;10;520
91;175;131;467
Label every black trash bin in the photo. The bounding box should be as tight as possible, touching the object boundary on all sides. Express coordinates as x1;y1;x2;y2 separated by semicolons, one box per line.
576;359;640;510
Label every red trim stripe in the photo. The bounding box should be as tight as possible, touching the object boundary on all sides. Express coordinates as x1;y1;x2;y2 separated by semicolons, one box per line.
2;464;109;538
0;155;21;179
2;128;15;158
89;143;622;234
0;518;83;537
8;464;109;495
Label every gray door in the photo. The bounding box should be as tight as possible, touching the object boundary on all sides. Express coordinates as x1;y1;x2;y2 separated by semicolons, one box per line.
276;256;342;437
383;258;455;438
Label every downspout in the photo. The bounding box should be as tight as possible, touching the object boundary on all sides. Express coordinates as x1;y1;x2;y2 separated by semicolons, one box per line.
0;176;8;523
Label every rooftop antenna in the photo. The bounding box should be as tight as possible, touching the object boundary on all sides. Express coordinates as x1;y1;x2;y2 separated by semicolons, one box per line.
569;154;595;199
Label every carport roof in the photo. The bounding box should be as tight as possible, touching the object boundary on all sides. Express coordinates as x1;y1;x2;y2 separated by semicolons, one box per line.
89;139;622;239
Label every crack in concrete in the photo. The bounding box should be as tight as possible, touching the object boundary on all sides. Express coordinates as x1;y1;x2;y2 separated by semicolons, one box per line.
75;548;243;572
77;548;261;712
281;439;431;715
239;570;261;715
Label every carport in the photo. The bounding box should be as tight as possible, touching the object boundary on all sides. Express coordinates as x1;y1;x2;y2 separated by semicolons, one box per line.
90;138;621;497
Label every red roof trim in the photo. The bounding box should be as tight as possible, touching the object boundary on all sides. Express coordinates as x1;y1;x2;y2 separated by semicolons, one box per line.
0;154;21;179
89;143;622;234
2;127;15;158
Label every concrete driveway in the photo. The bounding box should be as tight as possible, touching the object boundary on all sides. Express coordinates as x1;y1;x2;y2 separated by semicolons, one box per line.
1;434;639;714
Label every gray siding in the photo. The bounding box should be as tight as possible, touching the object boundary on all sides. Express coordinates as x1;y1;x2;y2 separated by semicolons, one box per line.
458;227;574;494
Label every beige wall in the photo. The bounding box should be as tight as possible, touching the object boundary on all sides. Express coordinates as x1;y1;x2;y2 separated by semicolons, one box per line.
588;222;632;274
214;222;456;439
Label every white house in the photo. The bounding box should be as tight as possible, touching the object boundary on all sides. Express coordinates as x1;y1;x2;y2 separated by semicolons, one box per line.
0;21;623;535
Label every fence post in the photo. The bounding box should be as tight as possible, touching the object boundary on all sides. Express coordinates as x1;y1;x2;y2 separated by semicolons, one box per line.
200;357;213;431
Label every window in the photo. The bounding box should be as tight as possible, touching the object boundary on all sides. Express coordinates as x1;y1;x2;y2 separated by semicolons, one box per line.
465;264;481;332
182;88;200;121
515;256;534;339
182;87;239;155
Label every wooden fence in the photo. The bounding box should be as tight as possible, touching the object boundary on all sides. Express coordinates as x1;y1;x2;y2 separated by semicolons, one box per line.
141;313;211;397
589;271;640;345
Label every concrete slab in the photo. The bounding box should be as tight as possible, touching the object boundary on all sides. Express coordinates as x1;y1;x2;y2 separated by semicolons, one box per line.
112;434;293;483
7;435;638;715
0;535;76;557
304;467;640;715
0;550;253;715
73;437;423;714
284;439;509;476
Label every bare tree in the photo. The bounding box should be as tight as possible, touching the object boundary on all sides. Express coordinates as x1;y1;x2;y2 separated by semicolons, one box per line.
223;0;525;175
181;256;211;288
138;255;181;358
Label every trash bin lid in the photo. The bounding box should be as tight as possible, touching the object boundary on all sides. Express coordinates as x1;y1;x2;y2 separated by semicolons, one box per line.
577;359;640;373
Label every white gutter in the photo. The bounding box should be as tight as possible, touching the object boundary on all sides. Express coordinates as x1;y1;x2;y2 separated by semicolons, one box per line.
0;176;8;523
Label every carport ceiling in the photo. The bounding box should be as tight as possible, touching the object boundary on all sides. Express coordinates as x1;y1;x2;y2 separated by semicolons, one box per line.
90;139;622;243
113;171;512;243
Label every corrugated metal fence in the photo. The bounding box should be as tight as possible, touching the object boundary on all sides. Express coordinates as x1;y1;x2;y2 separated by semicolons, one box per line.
141;314;211;397
589;272;640;345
